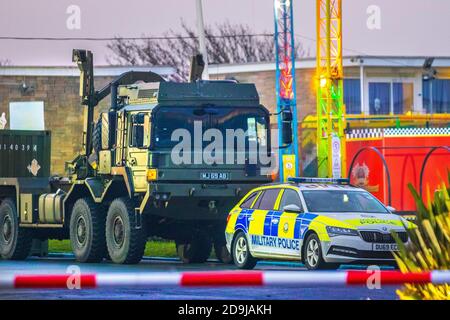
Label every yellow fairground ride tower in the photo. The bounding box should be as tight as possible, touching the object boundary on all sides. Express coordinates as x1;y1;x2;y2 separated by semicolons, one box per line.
316;0;346;178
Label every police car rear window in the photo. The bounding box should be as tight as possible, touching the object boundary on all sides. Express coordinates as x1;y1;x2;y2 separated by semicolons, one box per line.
256;189;280;210
240;191;258;208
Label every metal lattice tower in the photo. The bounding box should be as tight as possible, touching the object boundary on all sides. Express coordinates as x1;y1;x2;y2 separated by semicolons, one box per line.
316;0;346;178
274;0;299;181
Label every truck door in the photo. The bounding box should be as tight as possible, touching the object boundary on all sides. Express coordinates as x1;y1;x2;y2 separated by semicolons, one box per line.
126;112;151;192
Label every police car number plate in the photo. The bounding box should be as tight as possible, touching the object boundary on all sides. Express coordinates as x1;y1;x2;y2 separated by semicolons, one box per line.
373;243;398;251
200;172;230;180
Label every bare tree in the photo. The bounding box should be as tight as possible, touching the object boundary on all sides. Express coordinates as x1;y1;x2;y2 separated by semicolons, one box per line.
107;21;306;81
0;58;11;66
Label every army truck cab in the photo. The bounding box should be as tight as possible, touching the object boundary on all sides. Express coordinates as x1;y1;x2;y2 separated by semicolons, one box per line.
0;50;276;264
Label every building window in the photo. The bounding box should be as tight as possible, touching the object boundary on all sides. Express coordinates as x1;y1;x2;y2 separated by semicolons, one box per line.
369;81;414;115
423;79;450;113
344;79;361;114
369;82;391;114
9;101;45;130
393;83;414;114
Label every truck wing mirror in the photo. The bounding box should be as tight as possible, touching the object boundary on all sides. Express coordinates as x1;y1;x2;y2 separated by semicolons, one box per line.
281;109;293;145
282;121;293;145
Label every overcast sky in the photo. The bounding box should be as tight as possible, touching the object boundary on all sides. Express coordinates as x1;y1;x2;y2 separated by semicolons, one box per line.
1;0;449;66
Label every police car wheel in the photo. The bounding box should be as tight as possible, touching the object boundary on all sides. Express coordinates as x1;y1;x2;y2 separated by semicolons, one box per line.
70;198;107;263
0;198;32;260
232;232;256;269
303;233;338;270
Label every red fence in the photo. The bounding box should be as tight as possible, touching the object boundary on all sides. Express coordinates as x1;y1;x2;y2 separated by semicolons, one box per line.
1;270;450;289
346;128;450;213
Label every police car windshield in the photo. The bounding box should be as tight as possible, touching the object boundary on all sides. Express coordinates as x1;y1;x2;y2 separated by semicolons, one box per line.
302;190;389;213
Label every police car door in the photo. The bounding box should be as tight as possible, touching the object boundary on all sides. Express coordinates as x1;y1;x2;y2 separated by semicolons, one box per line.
277;188;303;257
247;188;281;255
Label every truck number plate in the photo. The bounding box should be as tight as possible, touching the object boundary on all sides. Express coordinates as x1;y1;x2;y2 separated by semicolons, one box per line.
373;243;398;251
200;172;230;180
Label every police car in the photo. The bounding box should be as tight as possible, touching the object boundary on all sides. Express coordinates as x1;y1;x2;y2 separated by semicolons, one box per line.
225;177;414;270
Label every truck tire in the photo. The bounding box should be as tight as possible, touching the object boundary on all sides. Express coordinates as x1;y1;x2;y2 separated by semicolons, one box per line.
0;198;32;260
232;232;256;269
69;198;107;263
105;198;147;264
176;236;212;264
214;243;233;264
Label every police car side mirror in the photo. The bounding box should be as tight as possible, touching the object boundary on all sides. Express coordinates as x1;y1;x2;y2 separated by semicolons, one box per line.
386;206;396;213
283;204;302;213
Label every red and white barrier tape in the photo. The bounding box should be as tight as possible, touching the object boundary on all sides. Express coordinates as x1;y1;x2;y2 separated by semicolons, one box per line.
0;271;449;289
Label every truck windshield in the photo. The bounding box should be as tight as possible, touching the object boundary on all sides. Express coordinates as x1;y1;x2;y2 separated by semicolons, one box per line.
152;106;269;149
302;190;389;214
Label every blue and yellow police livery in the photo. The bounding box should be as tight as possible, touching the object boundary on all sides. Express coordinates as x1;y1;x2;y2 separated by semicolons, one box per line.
225;178;415;270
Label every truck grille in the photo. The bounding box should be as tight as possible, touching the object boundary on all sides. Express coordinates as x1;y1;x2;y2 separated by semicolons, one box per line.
359;231;408;243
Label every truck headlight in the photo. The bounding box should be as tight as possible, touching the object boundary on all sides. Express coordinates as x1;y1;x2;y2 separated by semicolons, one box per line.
326;226;359;237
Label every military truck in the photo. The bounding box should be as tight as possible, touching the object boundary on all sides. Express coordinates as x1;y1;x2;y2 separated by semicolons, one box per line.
0;50;293;264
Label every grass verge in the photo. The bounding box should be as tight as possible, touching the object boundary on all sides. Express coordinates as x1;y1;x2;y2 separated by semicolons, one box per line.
48;239;178;258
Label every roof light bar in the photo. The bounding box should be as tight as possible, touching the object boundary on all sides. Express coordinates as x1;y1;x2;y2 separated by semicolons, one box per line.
287;177;350;185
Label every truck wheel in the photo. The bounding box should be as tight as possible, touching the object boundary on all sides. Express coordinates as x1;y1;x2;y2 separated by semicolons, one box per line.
232;232;256;269
303;233;339;270
0;199;32;260
176;236;212;263
69;198;106;263
214;243;233;264
106;198;147;264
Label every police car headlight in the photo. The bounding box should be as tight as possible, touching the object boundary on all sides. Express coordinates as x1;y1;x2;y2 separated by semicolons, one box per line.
326;226;359;237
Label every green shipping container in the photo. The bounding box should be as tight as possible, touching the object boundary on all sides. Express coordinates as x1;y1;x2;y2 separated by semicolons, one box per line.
0;130;51;178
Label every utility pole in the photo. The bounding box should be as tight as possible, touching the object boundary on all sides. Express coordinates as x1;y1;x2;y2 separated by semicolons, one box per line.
196;0;209;80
